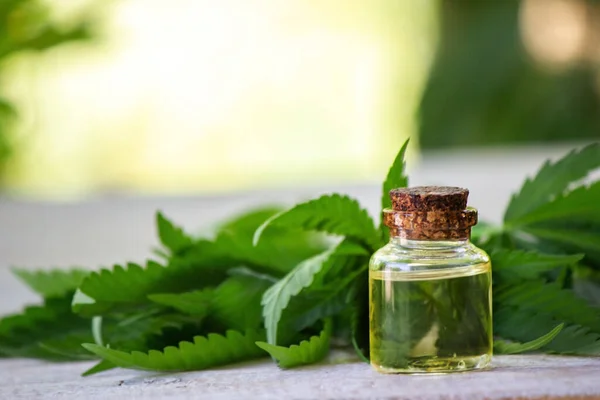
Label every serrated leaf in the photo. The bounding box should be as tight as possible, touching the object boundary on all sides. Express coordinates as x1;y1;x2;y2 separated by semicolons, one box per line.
492;249;583;282
73;252;230;317
253;194;379;251
148;290;213;317
380;138;409;242
504;143;600;222
494;323;563;354
509;182;600;226
82;329;266;372
495;307;600;355
11;268;89;298
522;226;600;263
156;211;194;254
210;275;272;331
0;296;93;361
256;319;332;368
494;281;600;331
261;242;366;345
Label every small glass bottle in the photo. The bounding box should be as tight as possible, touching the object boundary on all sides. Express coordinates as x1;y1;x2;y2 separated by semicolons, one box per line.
369;186;492;374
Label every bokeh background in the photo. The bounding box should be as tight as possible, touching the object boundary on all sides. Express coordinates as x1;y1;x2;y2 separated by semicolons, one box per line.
1;0;597;200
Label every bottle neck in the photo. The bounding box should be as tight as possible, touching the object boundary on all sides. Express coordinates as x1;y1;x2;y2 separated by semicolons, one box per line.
390;235;470;250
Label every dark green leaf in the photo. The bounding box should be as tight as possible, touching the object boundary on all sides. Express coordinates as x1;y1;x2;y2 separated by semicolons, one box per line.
253;194;380;251
504;143;600;222
11;268;89;298
82;329;266;372
261;242;365;345
509;182;600;226
73;252;230;317
494;281;600;331
494;323;563;354
491;249;583;282
380;138;409;242
148;290;213;317
210;275;272;331
256;319;332;368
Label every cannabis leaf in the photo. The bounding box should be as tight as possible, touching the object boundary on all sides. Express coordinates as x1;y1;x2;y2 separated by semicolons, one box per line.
491;249;583;282
12;268;89;298
253;194;380;251
156;211;195;254
83;329;266;371
380;139;410;242
0;296;93;361
73;255;229;317
261;242;366;345
148;290;213;317
210;274;272;331
494;323;564;354
494;281;600;331
494;308;600;355
504;143;600;222
256;319;332;368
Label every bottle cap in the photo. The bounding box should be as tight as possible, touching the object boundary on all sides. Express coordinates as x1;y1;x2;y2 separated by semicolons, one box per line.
384;186;477;240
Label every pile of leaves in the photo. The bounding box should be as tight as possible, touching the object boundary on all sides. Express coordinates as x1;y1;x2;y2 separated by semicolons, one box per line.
1;139;600;375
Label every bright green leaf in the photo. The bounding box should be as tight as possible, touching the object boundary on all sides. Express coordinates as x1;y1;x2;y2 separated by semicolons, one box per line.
82;360;115;377
156;211;194;254
253;194;379;251
256;319;332;368
494;323;563;354
504;143;600;223
82;329;266;372
522;226;600;263
11;268;89;298
380;138;409;242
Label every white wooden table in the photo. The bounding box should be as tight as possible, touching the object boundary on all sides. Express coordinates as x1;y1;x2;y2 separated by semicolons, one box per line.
2;144;599;399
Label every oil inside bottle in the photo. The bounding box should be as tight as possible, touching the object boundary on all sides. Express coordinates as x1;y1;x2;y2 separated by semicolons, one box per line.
369;262;492;374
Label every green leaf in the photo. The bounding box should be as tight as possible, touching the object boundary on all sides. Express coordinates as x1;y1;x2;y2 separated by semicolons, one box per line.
380;138;410;242
261;242;365;345
0;296;93;361
11;268;89;298
156;211;194;254
210;275;272;331
495;308;600;355
491;249;583;282
82;360;115;377
73;253;229;317
217;206;283;237
522;226;600;263
148;290;213;317
509;182;600;226
494;323;563;354
494;281;600;331
504;143;600;223
256;319;332;368
253;194;379;251
82;329;266;372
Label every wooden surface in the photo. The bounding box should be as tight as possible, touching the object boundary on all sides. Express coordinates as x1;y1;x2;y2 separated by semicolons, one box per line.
1;144;600;399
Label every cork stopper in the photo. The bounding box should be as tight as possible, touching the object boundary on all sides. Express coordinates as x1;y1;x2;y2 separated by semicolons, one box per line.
384;186;477;240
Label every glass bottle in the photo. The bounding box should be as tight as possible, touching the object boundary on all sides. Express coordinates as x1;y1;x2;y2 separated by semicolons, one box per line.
369;186;492;374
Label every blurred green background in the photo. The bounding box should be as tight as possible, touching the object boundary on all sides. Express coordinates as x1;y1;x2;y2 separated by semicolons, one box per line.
0;0;598;198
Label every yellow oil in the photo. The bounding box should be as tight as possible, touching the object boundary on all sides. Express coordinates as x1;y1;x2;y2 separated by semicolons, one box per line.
369;263;492;374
